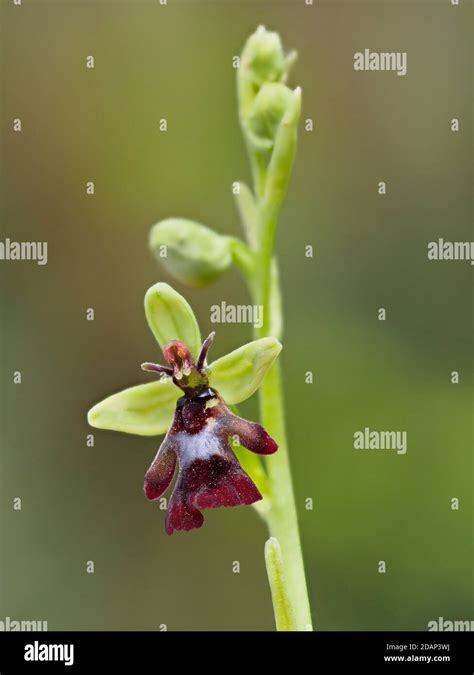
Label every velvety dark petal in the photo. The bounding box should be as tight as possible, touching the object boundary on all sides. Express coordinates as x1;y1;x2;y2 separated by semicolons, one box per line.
165;437;262;533
144;438;177;501
192;457;262;509
165;491;204;535
218;414;278;455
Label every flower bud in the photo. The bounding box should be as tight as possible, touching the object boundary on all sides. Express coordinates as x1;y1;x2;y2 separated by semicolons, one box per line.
149;218;232;287
242;25;285;86
238;25;286;120
246;82;294;152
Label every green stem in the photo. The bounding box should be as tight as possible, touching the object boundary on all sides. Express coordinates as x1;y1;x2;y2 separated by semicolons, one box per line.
235;28;310;630
253;259;312;630
236;155;312;633
256;211;277;336
238;225;312;629
259;361;312;630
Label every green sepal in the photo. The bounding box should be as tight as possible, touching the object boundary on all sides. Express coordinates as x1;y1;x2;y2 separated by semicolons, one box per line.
87;379;179;437
144;282;202;360
207;337;282;404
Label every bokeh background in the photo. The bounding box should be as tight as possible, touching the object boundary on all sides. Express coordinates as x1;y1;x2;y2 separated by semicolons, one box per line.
1;0;472;631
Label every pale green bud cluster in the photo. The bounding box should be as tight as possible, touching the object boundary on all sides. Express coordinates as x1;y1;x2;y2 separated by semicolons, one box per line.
237;26;286;119
238;26;298;156
147;26;301;329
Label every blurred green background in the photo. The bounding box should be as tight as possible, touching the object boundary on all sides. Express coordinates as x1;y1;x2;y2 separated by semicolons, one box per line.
1;0;472;631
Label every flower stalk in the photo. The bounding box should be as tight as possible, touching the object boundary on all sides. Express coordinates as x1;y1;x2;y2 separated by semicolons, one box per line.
237;27;312;631
89;25;313;632
147;25;314;630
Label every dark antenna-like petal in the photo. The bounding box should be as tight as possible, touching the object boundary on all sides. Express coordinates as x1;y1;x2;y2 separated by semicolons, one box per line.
141;362;174;377
196;331;216;372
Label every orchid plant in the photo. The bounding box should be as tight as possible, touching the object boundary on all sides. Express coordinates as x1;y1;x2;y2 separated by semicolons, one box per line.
88;26;312;631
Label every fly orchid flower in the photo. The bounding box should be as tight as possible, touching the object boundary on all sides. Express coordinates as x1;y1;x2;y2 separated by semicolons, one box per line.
88;283;281;534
